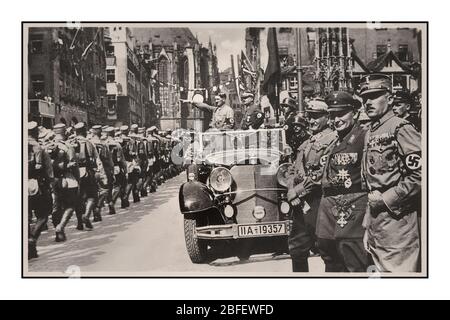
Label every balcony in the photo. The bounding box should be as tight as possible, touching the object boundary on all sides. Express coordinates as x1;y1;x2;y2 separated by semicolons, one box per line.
106;56;116;66
28;99;56;118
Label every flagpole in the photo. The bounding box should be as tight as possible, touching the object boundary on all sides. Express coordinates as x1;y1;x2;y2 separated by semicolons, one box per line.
230;54;241;104
296;28;304;113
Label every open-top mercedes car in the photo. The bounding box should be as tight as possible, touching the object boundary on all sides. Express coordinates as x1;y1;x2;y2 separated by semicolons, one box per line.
179;128;294;263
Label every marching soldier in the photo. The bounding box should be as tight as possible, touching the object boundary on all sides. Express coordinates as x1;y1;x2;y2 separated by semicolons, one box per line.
120;125;140;204
192;92;235;130
316;91;369;272
239;92;264;130
145;127;159;193
51;123;80;242
104;126;128;209
360;74;421;272
90;125;115;219
72;122;106;230
28;121;54;259
136;127;149;197
286;99;338;272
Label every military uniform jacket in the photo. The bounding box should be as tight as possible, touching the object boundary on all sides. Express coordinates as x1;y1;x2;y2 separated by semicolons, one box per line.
28;137;54;195
287;127;338;226
362;110;421;216
52;139;79;188
287;127;338;199
196;102;235;130
90;135;114;176
240;104;264;130
362;110;421;272
71;135;106;179
106;136;127;174
316;124;368;240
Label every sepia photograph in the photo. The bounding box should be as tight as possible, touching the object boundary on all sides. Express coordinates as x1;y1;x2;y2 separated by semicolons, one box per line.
22;22;427;278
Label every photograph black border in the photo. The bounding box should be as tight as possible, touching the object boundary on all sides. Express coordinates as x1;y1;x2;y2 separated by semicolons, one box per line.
21;21;429;279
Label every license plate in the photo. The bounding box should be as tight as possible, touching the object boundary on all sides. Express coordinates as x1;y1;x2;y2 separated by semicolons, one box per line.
238;222;287;238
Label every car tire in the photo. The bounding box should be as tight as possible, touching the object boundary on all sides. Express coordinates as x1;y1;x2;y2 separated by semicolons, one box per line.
184;215;208;263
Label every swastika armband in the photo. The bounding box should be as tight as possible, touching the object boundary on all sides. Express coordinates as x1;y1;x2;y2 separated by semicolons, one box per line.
404;153;421;171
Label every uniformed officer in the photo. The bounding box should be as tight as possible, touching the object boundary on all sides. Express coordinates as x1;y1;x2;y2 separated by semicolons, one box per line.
360;74;421;272
148;126;163;186
72;122;106;230
239;92;264;130
28;121;54;259
192;92;235;130
120;125;140;204
104;126;128;208
144;127;159;193
392;90;420;130
51;123;80;242
280;97;310;154
315;91;369;272
286;99;338;272
135;127;149;197
90;125;115;219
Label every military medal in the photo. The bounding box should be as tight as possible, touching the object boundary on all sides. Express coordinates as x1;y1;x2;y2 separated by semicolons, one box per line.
333;197;353;228
344;178;352;188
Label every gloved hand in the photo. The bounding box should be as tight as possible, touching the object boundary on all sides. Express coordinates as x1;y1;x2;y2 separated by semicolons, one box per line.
368;190;387;217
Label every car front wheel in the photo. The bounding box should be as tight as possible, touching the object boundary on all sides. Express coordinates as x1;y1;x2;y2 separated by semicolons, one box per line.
184;215;208;263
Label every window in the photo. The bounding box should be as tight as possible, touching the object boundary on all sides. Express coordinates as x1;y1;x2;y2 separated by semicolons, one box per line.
31;75;45;97
158;58;170;117
106;45;114;56
127;70;135;88
30;34;44;54
398;44;409;62
107;69;115;83
376;44;387;58
107;95;116;109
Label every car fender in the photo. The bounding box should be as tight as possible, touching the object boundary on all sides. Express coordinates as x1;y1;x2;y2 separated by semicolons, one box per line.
179;181;216;214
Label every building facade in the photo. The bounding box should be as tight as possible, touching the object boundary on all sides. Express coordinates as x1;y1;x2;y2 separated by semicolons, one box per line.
244;27;422;99
28;27;107;128
105;26;153;127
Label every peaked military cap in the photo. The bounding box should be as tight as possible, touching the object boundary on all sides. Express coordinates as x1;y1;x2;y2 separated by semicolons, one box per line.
325;91;359;111
104;126;115;134
74;122;86;130
306;98;328;113
280;97;297;110
28;121;38;131
359;74;392;96
91;125;102;134
393;90;412;104
53;123;67;135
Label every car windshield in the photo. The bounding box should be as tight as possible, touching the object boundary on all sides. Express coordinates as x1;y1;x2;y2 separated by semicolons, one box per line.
187;128;287;166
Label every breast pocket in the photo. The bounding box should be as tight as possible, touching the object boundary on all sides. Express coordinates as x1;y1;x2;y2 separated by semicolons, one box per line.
368;143;399;174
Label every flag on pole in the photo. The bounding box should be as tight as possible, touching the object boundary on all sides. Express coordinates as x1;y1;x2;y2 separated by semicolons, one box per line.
81;29;100;61
239;50;257;94
262;28;281;108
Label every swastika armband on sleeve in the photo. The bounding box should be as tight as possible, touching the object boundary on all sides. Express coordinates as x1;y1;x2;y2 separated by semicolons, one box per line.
404;153;421;171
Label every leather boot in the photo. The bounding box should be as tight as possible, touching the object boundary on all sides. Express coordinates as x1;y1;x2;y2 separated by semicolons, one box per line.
292;257;309;272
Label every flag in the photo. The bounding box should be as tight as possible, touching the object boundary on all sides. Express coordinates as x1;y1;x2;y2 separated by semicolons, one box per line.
81;41;94;60
262;28;281;108
81;29;100;61
239;50;257;94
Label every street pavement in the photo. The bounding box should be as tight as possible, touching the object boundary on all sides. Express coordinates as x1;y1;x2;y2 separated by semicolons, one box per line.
27;174;324;276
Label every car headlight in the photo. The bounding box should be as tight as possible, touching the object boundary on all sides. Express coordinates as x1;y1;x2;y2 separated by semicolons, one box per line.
209;167;232;192
276;163;292;187
280;201;291;214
